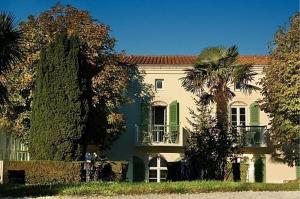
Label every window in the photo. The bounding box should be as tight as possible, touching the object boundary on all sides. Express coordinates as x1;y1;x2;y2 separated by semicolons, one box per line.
148;155;168;182
155;79;164;90
151;106;167;142
231;107;246;126
234;82;241;91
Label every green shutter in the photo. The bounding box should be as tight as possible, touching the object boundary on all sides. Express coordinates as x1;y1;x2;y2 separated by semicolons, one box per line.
141;101;149;132
169;101;179;142
133;156;145;182
250;102;260;125
254;155;266;182
296;161;300;179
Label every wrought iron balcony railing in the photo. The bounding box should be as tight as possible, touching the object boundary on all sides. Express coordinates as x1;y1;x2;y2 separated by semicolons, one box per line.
135;124;180;145
232;125;268;147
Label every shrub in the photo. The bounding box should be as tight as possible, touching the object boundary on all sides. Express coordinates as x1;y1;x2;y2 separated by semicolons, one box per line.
29;32;89;161
3;161;82;184
2;160;128;184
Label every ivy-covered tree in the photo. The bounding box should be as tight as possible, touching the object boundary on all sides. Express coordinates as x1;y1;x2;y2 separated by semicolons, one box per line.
260;13;300;166
185;98;239;180
29;32;89;160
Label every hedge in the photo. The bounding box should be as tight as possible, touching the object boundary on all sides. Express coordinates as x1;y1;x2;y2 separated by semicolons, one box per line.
2;160;128;184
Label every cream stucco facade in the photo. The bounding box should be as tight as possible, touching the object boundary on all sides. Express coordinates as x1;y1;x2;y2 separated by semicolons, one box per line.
106;57;297;183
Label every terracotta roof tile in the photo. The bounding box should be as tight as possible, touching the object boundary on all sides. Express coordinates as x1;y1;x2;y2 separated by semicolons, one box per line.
121;55;270;65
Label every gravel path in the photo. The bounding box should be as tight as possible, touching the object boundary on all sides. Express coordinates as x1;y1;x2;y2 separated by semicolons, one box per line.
9;191;299;199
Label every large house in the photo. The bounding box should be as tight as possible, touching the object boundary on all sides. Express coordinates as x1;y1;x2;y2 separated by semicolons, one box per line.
0;55;298;183
105;55;298;183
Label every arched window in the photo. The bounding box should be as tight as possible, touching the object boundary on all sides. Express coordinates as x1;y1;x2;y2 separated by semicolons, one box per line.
148;155;168;182
230;101;247;126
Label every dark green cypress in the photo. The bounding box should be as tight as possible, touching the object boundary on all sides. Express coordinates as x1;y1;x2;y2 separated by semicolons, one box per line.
29;32;89;160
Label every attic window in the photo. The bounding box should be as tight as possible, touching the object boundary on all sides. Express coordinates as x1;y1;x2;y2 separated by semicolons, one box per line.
155;79;164;90
235;82;241;91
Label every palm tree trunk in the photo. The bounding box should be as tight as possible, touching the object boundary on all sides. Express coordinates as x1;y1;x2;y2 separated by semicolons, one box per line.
215;91;229;180
215;92;229;133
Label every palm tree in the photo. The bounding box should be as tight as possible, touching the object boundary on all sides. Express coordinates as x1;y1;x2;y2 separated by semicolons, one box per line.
0;12;23;74
0;12;23;104
181;46;259;179
182;46;258;131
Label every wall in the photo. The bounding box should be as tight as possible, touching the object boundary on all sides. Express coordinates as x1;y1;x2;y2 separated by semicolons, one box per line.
265;154;297;183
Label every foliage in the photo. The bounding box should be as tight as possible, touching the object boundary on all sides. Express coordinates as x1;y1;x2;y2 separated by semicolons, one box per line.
2;160;128;184
29;32;89;160
225;163;249;182
181;45;258;132
1;4;150;151
259;13;300;166
0;12;24;74
185;99;240;180
254;158;264;182
3;160;82;184
181;46;257;179
0;12;24;111
1;181;299;197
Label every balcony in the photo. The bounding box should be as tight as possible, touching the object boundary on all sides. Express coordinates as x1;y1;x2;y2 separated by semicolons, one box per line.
135;124;181;146
233;126;268;147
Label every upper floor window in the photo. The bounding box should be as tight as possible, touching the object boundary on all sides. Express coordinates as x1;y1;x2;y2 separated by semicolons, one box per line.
155;79;164;90
231;107;246;126
234;82;241;91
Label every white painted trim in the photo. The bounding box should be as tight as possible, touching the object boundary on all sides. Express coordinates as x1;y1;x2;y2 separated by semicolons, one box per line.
0;160;3;184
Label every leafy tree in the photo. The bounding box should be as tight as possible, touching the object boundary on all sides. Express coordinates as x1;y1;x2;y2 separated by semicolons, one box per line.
260;13;300;166
181;46;258;179
185;98;239;180
1;4;146;151
29;31;89;160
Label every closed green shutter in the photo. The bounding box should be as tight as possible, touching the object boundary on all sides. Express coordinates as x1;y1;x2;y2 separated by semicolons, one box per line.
169;101;179;142
250;102;261;145
296;161;300;179
254;155;266;182
250;102;260;125
133;156;145;182
141;102;149;133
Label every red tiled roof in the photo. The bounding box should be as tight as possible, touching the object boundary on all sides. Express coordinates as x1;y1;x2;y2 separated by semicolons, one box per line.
121;55;270;65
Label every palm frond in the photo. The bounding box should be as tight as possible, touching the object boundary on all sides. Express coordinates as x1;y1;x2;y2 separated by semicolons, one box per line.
241;84;260;94
232;63;259;94
200;92;215;105
0;12;24;74
181;67;207;93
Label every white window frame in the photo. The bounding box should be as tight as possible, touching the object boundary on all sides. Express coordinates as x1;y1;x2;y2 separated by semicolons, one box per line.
231;106;246;126
148;156;168;182
155;79;164;91
234;82;241;92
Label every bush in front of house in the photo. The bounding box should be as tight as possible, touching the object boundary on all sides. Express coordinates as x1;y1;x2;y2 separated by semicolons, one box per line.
3;160;128;184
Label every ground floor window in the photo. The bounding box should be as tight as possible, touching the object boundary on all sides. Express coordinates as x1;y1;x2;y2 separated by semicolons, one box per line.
148;155;168;182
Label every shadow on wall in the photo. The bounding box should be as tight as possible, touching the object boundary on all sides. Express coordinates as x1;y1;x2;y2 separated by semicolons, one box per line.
105;65;154;160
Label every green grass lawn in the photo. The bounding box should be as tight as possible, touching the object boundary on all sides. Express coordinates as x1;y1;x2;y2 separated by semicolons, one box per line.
0;181;299;197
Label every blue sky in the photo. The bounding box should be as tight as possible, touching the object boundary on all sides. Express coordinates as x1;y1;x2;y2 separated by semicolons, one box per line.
0;0;298;55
